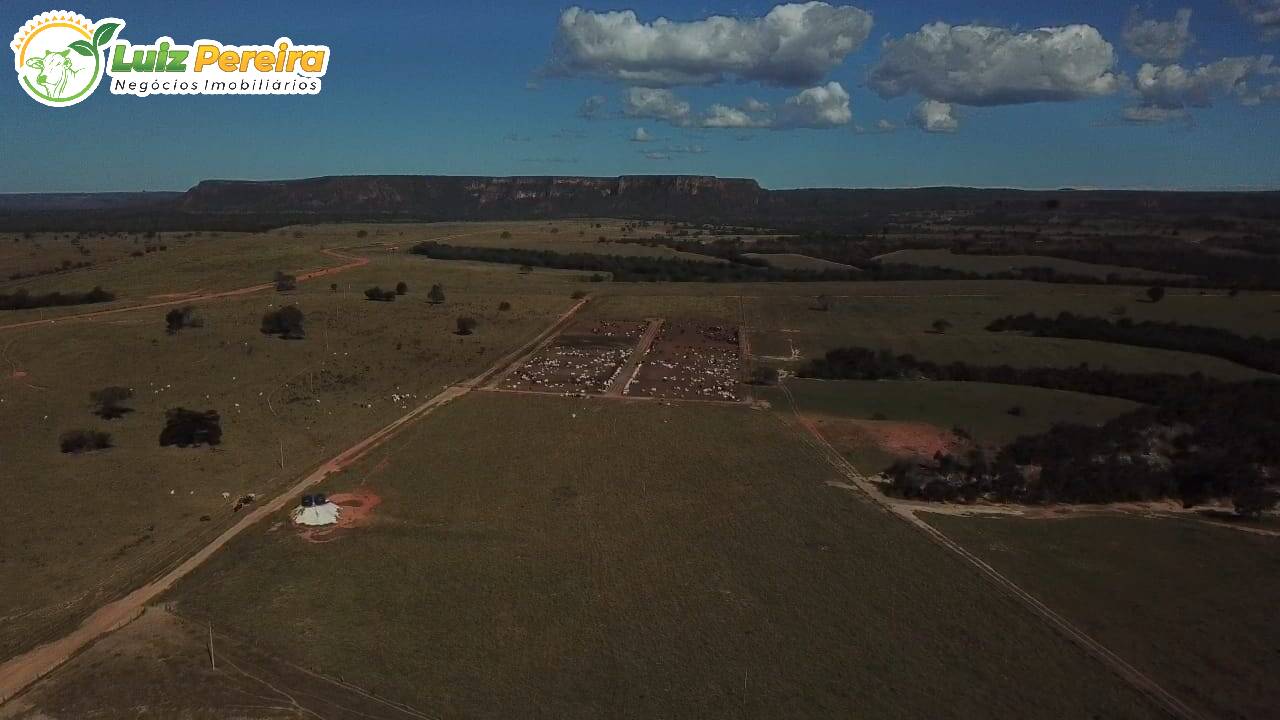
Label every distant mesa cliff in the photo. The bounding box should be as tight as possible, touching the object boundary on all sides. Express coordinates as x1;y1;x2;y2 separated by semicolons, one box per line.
178;175;767;220
2;174;1277;232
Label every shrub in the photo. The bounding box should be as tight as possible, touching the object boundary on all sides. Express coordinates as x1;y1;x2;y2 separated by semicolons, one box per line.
931;319;953;334
456;317;477;335
500;231;512;239
498;301;512;311
91;386;134;419
60;429;112;453
571;290;587;299
356;230;368;238
330;283;338;292
395;281;408;295
428;284;445;304
364;287;396;302
1007;405;1025;417
165;306;201;334
273;271;297;292
261;305;305;339
159;408;222;447
1146;286;1166;303
749;366;780;386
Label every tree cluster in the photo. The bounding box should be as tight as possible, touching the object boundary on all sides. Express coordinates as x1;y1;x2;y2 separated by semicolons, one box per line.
987;312;1280;374
158;408;222;447
0;286;114;310
260;305;305;339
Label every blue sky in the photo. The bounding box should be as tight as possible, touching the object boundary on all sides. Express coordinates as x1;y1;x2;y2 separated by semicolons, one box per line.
2;0;1278;192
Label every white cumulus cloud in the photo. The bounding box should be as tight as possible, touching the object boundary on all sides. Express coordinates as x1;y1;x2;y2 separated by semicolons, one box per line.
869;22;1120;106
1124;8;1194;63
1133;56;1276;109
910;100;958;133
549;2;873;87
1121;105;1190;124
1124;55;1278;123
622;87;692;124
1232;0;1280;40
775;81;852;128
631;127;654;142
618;82;851;130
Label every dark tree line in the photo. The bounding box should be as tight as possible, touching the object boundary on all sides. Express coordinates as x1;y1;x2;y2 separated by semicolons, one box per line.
0;286;114;310
159;408;222;447
412;242;984;283
261;305;305;339
798;346;1221;406
988;312;1280;374
809;345;1280;509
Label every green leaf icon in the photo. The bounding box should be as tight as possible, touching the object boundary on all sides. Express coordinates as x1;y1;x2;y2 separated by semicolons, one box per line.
93;22;120;48
69;40;95;57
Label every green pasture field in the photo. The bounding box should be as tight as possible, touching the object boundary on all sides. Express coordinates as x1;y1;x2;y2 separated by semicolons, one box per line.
768;378;1139;446
874;248;1189;280
0;255;574;662
169;392;1160;719
924;514;1280;720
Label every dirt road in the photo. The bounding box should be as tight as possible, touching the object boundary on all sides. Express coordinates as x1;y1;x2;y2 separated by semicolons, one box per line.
0;295;590;706
775;383;1205;720
0;248;368;333
607;318;663;396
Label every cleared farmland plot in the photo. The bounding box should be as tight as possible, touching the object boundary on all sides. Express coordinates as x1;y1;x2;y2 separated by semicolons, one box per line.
924;514;1280;720
625;322;743;401
164;392;1162;719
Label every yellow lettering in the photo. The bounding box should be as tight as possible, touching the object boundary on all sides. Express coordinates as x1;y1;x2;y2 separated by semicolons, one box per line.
301;51;325;73
276;42;288;72
254;52;274;72
286;50;304;72
194;44;219;71
218;51;238;72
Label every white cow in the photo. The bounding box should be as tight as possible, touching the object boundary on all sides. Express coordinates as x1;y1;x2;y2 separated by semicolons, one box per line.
26;49;80;98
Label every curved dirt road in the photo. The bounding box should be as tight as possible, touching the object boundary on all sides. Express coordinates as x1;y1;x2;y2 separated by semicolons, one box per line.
0;248;368;333
0;295;590;706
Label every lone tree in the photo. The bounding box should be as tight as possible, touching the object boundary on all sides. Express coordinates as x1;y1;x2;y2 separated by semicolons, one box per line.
364;286;396;302
1146;286;1166;303
159;408;222;447
91;386;134;419
330;282;338;292
931;319;953;334
456;316;477;335
60;429;112;454
273;271;297;292
261;305;305;339
498;301;512;311
164;306;201;334
1233;486;1280;519
428;284;446;304
395;281;408;295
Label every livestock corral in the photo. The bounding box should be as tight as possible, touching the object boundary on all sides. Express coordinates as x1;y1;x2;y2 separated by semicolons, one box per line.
493;318;745;403
624;323;742;402
499;320;647;395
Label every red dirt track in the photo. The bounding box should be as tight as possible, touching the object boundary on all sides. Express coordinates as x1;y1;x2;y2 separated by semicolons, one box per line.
0;247;368;333
0;294;591;705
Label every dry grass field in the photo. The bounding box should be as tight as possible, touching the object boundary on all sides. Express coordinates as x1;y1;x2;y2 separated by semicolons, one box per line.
3;220;1276;719
158;392;1161;719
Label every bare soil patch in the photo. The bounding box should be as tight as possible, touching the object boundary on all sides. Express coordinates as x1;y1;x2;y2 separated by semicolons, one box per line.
809;414;965;460
297;491;384;543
